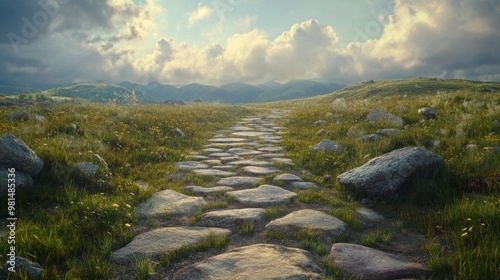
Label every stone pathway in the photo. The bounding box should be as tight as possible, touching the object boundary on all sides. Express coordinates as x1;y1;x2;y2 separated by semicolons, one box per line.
112;110;430;279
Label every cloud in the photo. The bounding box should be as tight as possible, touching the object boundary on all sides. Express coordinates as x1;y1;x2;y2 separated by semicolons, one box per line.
1;0;499;88
187;4;214;26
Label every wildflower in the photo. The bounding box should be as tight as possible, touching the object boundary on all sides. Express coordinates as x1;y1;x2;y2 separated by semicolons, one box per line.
112;203;119;208
125;203;132;208
125;223;131;227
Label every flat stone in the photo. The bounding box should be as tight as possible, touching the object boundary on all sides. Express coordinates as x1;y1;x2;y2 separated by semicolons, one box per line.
266;209;347;237
274;173;303;184
328;243;430;280
219;155;242;163
243;166;281;175
232;131;270;137
227;185;297;206
258;146;284;152
228;159;272;166
212;165;236;170
356;208;385;222
229;126;255;131
185;186;234;194
175;161;209;171
259;135;282;140
216;176;263;188
272;157;294;166
227;148;262;156
172;244;322;280
203;148;224;153
358;134;381;142
208;137;247;142
291;181;319;189
209;142;253;147
111;227;231;264
259;153;285;158
137;189;207;216
201;159;222;165
208;152;234;157
377;128;401;137
193;169;236;177
201;208;266;227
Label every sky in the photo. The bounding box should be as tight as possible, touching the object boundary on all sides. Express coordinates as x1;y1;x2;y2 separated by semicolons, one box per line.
1;0;499;88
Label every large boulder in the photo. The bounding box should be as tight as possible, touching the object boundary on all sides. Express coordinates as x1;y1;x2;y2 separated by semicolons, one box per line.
337;147;444;198
0;168;34;193
328;243;429;280
0;134;43;176
367;108;404;127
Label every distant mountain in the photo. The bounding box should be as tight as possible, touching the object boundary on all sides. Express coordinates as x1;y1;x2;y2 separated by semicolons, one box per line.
0;84;38;95
51;81;132;103
12;79;344;104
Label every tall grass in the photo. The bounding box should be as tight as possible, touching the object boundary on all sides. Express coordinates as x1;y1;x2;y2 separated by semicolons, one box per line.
0;101;251;278
279;90;500;279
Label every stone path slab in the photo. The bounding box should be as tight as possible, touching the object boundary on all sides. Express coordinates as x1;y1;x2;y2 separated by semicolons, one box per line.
175;161;209;171
328;243;430;280
274;173;303;184
172;244;322;280
232;131;270;137
226;185;297;206
228;159;272;166
242;166;281;175
216;176;263;188
265;209;347;237
208;137;247;142
192;169;236;177
291;181;319;189
137;189;207;216
201;208;266;227
185;186;234;195
111;227;231;264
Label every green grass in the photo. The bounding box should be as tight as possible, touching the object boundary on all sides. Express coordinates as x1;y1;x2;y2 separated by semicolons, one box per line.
360;228;394;247
0;101;251;279
239;222;255;235
277;84;500;279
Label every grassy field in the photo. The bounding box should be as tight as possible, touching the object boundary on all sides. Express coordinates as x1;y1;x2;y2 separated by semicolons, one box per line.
0;102;252;279
0;78;499;279
274;78;500;279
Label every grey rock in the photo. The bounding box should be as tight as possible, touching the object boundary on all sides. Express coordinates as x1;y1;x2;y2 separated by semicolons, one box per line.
266;209;347;238
201;159;222;166
329;243;430;280
232;131;271;137
208;137;246;143
314;120;328;126
227;148;262;156
202;208;265;227
377;128;401;137
137;189;207;216
274;173;303;185
0;168;34;193
175;161;209;171
290;181;319;189
227;185;297;206
361;197;374;207
172;244;322;280
418;107;437;120
111;227;231;264
2;257;44;280
316;129;330;136
257;146;284;152
367;108;404;127
216;176;263;188
242;166;281;175
172;127;186;137
312;139;343;154
227;159;272;166
338;147;444;198
32;114;47;123
185;185;233;194
271;157;294;166
358;134;381;142
0;134;43;176
74;161;99;179
192;169;236;177
356;208;385;222
6;111;29;122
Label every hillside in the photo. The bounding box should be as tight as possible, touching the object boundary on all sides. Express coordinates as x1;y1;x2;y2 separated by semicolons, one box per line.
319;77;500;101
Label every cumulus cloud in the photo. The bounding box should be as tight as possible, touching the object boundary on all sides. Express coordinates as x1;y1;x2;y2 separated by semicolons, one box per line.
187;4;214;26
1;0;499;87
